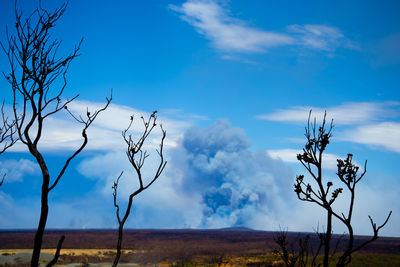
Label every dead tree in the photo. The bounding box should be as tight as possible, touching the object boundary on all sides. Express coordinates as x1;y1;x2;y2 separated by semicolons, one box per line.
112;111;166;267
1;2;111;267
274;229;311;267
0;102;18;186
294;111;392;267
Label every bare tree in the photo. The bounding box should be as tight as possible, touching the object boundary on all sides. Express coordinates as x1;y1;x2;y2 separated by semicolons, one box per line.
1;2;111;267
0;102;18;186
273;225;344;267
112;111;167;267
294;111;392;267
274;229;310;267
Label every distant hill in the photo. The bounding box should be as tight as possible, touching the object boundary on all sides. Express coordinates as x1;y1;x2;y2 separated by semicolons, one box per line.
1;228;399;255
217;226;254;231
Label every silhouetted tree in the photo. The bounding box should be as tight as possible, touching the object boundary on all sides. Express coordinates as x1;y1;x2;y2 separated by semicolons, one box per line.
112;111;166;267
1;2;111;266
0;102;18;185
273;225;346;267
274;229;311;267
294;111;392;267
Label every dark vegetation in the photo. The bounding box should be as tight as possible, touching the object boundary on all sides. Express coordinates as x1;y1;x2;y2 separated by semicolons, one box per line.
0;229;399;266
275;112;392;267
1;2;164;266
1;1;111;266
0;1;395;267
112;111;166;266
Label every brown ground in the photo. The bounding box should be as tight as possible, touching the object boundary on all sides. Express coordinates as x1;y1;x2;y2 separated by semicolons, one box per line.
0;229;399;266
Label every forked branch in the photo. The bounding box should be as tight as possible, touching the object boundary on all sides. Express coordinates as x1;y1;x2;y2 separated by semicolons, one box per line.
112;111;166;267
0;102;18;154
1;2;112;266
294;111;392;267
48;92;112;191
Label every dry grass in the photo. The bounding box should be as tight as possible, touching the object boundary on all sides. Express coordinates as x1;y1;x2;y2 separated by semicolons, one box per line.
1;249;131;256
0;249;137;266
1;230;399;266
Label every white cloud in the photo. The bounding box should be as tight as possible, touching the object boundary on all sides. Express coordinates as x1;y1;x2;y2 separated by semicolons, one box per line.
77;119;295;229
0;159;38;182
170;0;294;53
256;102;400;125
287;24;358;51
1;118;398;236
267;149;342;170
160;108;210;121
257;102;400;154
282;181;397;237
170;0;356;54
9;101;192;152
339;122;400;153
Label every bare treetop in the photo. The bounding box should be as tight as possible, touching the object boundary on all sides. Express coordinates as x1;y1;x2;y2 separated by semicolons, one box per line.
0;102;18;186
112;111;166;267
1;1;112;266
293;110;392;267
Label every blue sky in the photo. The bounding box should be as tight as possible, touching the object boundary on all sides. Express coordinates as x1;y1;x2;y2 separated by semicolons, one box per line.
0;0;399;237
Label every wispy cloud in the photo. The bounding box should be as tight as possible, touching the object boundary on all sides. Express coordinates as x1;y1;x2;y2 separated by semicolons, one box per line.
340;122;400;153
170;0;356;54
257;102;400;154
169;0;294;53
0;159;38;182
256;102;400;125
287;24;358;51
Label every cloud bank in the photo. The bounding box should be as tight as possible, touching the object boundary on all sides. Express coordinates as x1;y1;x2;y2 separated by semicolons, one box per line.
8;101;191;153
78;119;295;230
0;108;398;236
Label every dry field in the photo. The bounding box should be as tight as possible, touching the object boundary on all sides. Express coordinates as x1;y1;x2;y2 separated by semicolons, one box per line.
1;229;399;266
0;249;138;266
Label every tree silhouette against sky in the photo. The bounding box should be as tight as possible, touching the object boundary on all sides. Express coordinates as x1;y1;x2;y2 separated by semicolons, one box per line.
1;2;111;266
112;111;166;267
294;111;392;267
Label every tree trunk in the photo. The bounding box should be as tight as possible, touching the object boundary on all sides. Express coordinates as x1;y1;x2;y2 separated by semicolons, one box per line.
324;209;332;267
31;181;49;267
337;227;354;267
112;223;125;267
31;152;51;267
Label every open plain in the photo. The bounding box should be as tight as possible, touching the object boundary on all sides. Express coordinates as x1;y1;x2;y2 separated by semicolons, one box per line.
1;229;400;266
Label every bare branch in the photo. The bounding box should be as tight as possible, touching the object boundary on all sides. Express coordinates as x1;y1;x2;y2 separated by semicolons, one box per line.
48;92;112;191
0;102;18;154
0;174;5;186
350;211;392;254
294;110;392;267
112;171;124;224
1;2;111;267
112;111;166;267
45;235;65;267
